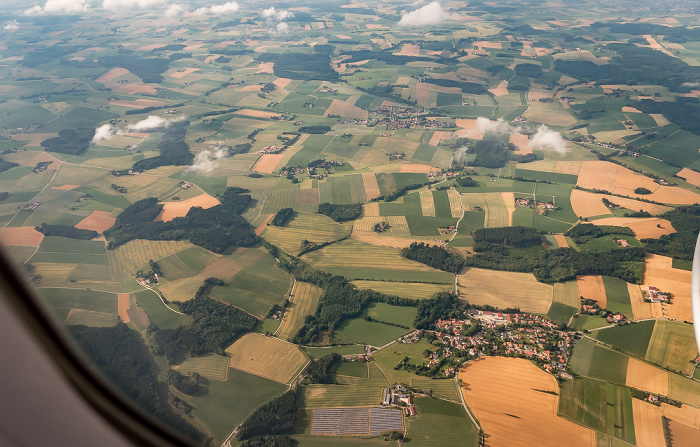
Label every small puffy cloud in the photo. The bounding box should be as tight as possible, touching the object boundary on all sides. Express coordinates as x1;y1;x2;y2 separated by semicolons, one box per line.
469;117;517;137
187;147;227;174
92;124;119;144
530;124;567;154
164;3;187;17
193;1;239;15
101;0;165;9
262;7;292;21
126;115;184;132
3;21;20;31
398;1;451;27
25;0;90;15
275;22;290;33
682;81;700;88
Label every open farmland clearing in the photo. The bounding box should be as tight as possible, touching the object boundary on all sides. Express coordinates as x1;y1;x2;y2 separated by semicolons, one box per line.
75;211;115;234
626;358;669;397
643;254;692;322
351;280;451;300
461;193;509;228
457;267;553;314
0;226;44;246
175;354;229;382
155;194;220;222
262;213;351;256
570;189;612;219
591;217;674;239
225;333;306;384
276;282;322;340
303;363;389;408
157;277;203;303
645;320;698;376
419;190;435;217
577;275;607;308
107;240;192;279
460;357;596;447
196;248;264;282
410;378;460;403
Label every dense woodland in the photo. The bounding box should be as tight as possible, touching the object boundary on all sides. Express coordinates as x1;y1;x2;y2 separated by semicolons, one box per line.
104;188;257;253
304;353;341;384
272;208;295;226
237;388;299;441
641;206;700;260
257;51;338;82
154;295;258;363
401;242;464;274
0;158;19;173
41;128;93;155
132;121;194;171
68;323;207;445
467;140;519;168
317;202;362;222
35;223;99;239
472;226;542;249
565;223;634;244
414;292;462;329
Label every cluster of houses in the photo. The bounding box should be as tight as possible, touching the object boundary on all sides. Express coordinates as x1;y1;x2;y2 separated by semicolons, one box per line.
178;180;193;189
136;272;159;286
259;145;280;154
381;385;416;417
113;169;139;177
22;202;40;210
644;286;670;304
614;238;631;248
580;298;627;323
279;166;306;177
429;311;575;379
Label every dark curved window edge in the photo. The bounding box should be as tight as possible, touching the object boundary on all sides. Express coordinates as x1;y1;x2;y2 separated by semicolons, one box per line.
0;246;198;447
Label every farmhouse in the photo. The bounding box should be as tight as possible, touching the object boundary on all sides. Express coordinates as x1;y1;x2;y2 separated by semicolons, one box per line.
644;286;669;303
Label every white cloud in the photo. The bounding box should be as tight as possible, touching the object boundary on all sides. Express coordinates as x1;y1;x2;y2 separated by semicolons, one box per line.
398;1;451;27
101;0;165;9
187;147;227;174
92;124;119;144
682;81;700;88
126;115;184;132
3;21;20;31
193;1;239;15
275;22;290;33
468;117;517;137
262;7;292;21
24;0;90;15
529;124;567;154
164;3;187;17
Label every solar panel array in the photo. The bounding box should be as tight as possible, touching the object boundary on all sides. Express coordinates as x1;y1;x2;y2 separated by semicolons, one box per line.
311;407;403;435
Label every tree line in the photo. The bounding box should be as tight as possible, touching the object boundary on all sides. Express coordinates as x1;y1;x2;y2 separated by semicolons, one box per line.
35;223;99;239
565;223;634;244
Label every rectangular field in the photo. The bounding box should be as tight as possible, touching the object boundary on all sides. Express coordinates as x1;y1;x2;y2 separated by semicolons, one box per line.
461;192;509;228
645;320;698;376
351;280;452;300
262;213;352;256
310;407;403;435
225;333;307;384
276;282;323;340
411;378;460;403
303;363;389;408
457;267;553;314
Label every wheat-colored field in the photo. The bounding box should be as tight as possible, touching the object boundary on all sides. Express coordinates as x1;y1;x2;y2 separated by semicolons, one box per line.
276;282;323;340
225;333;307;383
458;267;553;314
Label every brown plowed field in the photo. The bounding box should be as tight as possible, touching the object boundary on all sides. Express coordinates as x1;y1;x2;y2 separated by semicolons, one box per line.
97;67;129;83
75;211;116;234
663;403;700;430
254;214;275;237
429;130;453;146
155;194;220;222
459;357;596;447
169;67;201;79
577;275;606;308
643;254;693;322
632;399;666;447
622;106;643;113
488;80;509;96
509;133;531;154
590;217;675;239
0;227;44;247
399;164;434;173
553;235;569;247
273;77;293;89
570;189;611;219
626;358;669;396
252;154;284;174
117;293;131;324
667;420;700;446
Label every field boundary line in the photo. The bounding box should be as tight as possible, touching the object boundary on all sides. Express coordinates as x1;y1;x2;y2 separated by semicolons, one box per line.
455;365;482;431
274;277;297;337
140;282;186;315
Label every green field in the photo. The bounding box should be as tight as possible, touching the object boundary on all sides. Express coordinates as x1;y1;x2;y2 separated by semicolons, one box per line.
132;289;191;329
363;302;417;328
595;320;655;359
372;338;434;385
175;353;230;381
211;254;292;317
569;339;629;385
405;398;480;447
547;302;578;325
302;363;389;408
262;212;352;256
602;276;634;317
332;318;411;347
334;361;369;378
411;378;460;403
37;287;117;322
305;345;366;359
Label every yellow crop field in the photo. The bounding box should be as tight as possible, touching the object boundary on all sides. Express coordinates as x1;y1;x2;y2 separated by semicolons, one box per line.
157;277;204;302
34;262;77;282
262;213;352;255
419;190;436;217
353;216;386;232
386;215;411;237
552;281;579;307
351;280;451;300
276;282;323;340
225;333;307;383
458;267;553;314
447;189;463;218
645;321;698;376
175;353;230;381
461;193;509;228
411;377;460;403
108;240;192;279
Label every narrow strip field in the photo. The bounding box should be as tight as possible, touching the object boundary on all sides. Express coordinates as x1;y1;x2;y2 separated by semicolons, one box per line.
351;280;451;300
276;282;323;340
446;189;463;218
419;190;436;217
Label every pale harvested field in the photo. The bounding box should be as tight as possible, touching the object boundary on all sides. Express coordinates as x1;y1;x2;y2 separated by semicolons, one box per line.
455;119;478;129
429;130;453;146
458;267;553;314
108;240;191;278
33;262;76;281
252;153;284;174
663;403;700;430
335;34;352;40
175;353;229;382
628;282;662;320
396;43;420;56
353;217;387;233
52;184;79;190
488;80;509;96
528;89;554;101
363;202;380;217
352;280;451;300
474;41;502;49
118;293;130;324
125;84;157;95
139;43;166;51
626;358;669;396
577;275;606;308
462;192;510;228
239;84;262;92
612;164;658;196
399;164;434;173
362;173;381;200
155;194;220;222
254;214;275;237
0;227;44;247
509;133;531;154
225;333;307;383
599;194;672;215
576;161;619;193
667;420;700;446
109;99;166;108
11;133;58;147
273;77;293;89
75;211;116;234
501;192;515;226
256;62;274;73
169;67;201;79
350;230;430;249
622;106;642;113
197;248;265;281
460;357;596;447
644;254;693;322
97;67;129;83
324;99;368;119
632;399;666;447
650;114;671;126
648;185;700;205
419;190;436;217
276;282;323;340
591;217;674;239
553;235;569;248
447;189;463;218
522;101;577;126
677;168;700;187
158;277;203;302
234;109;280;119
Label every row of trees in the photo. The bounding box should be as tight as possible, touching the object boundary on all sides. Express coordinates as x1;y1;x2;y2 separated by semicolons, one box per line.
35;223;98;239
